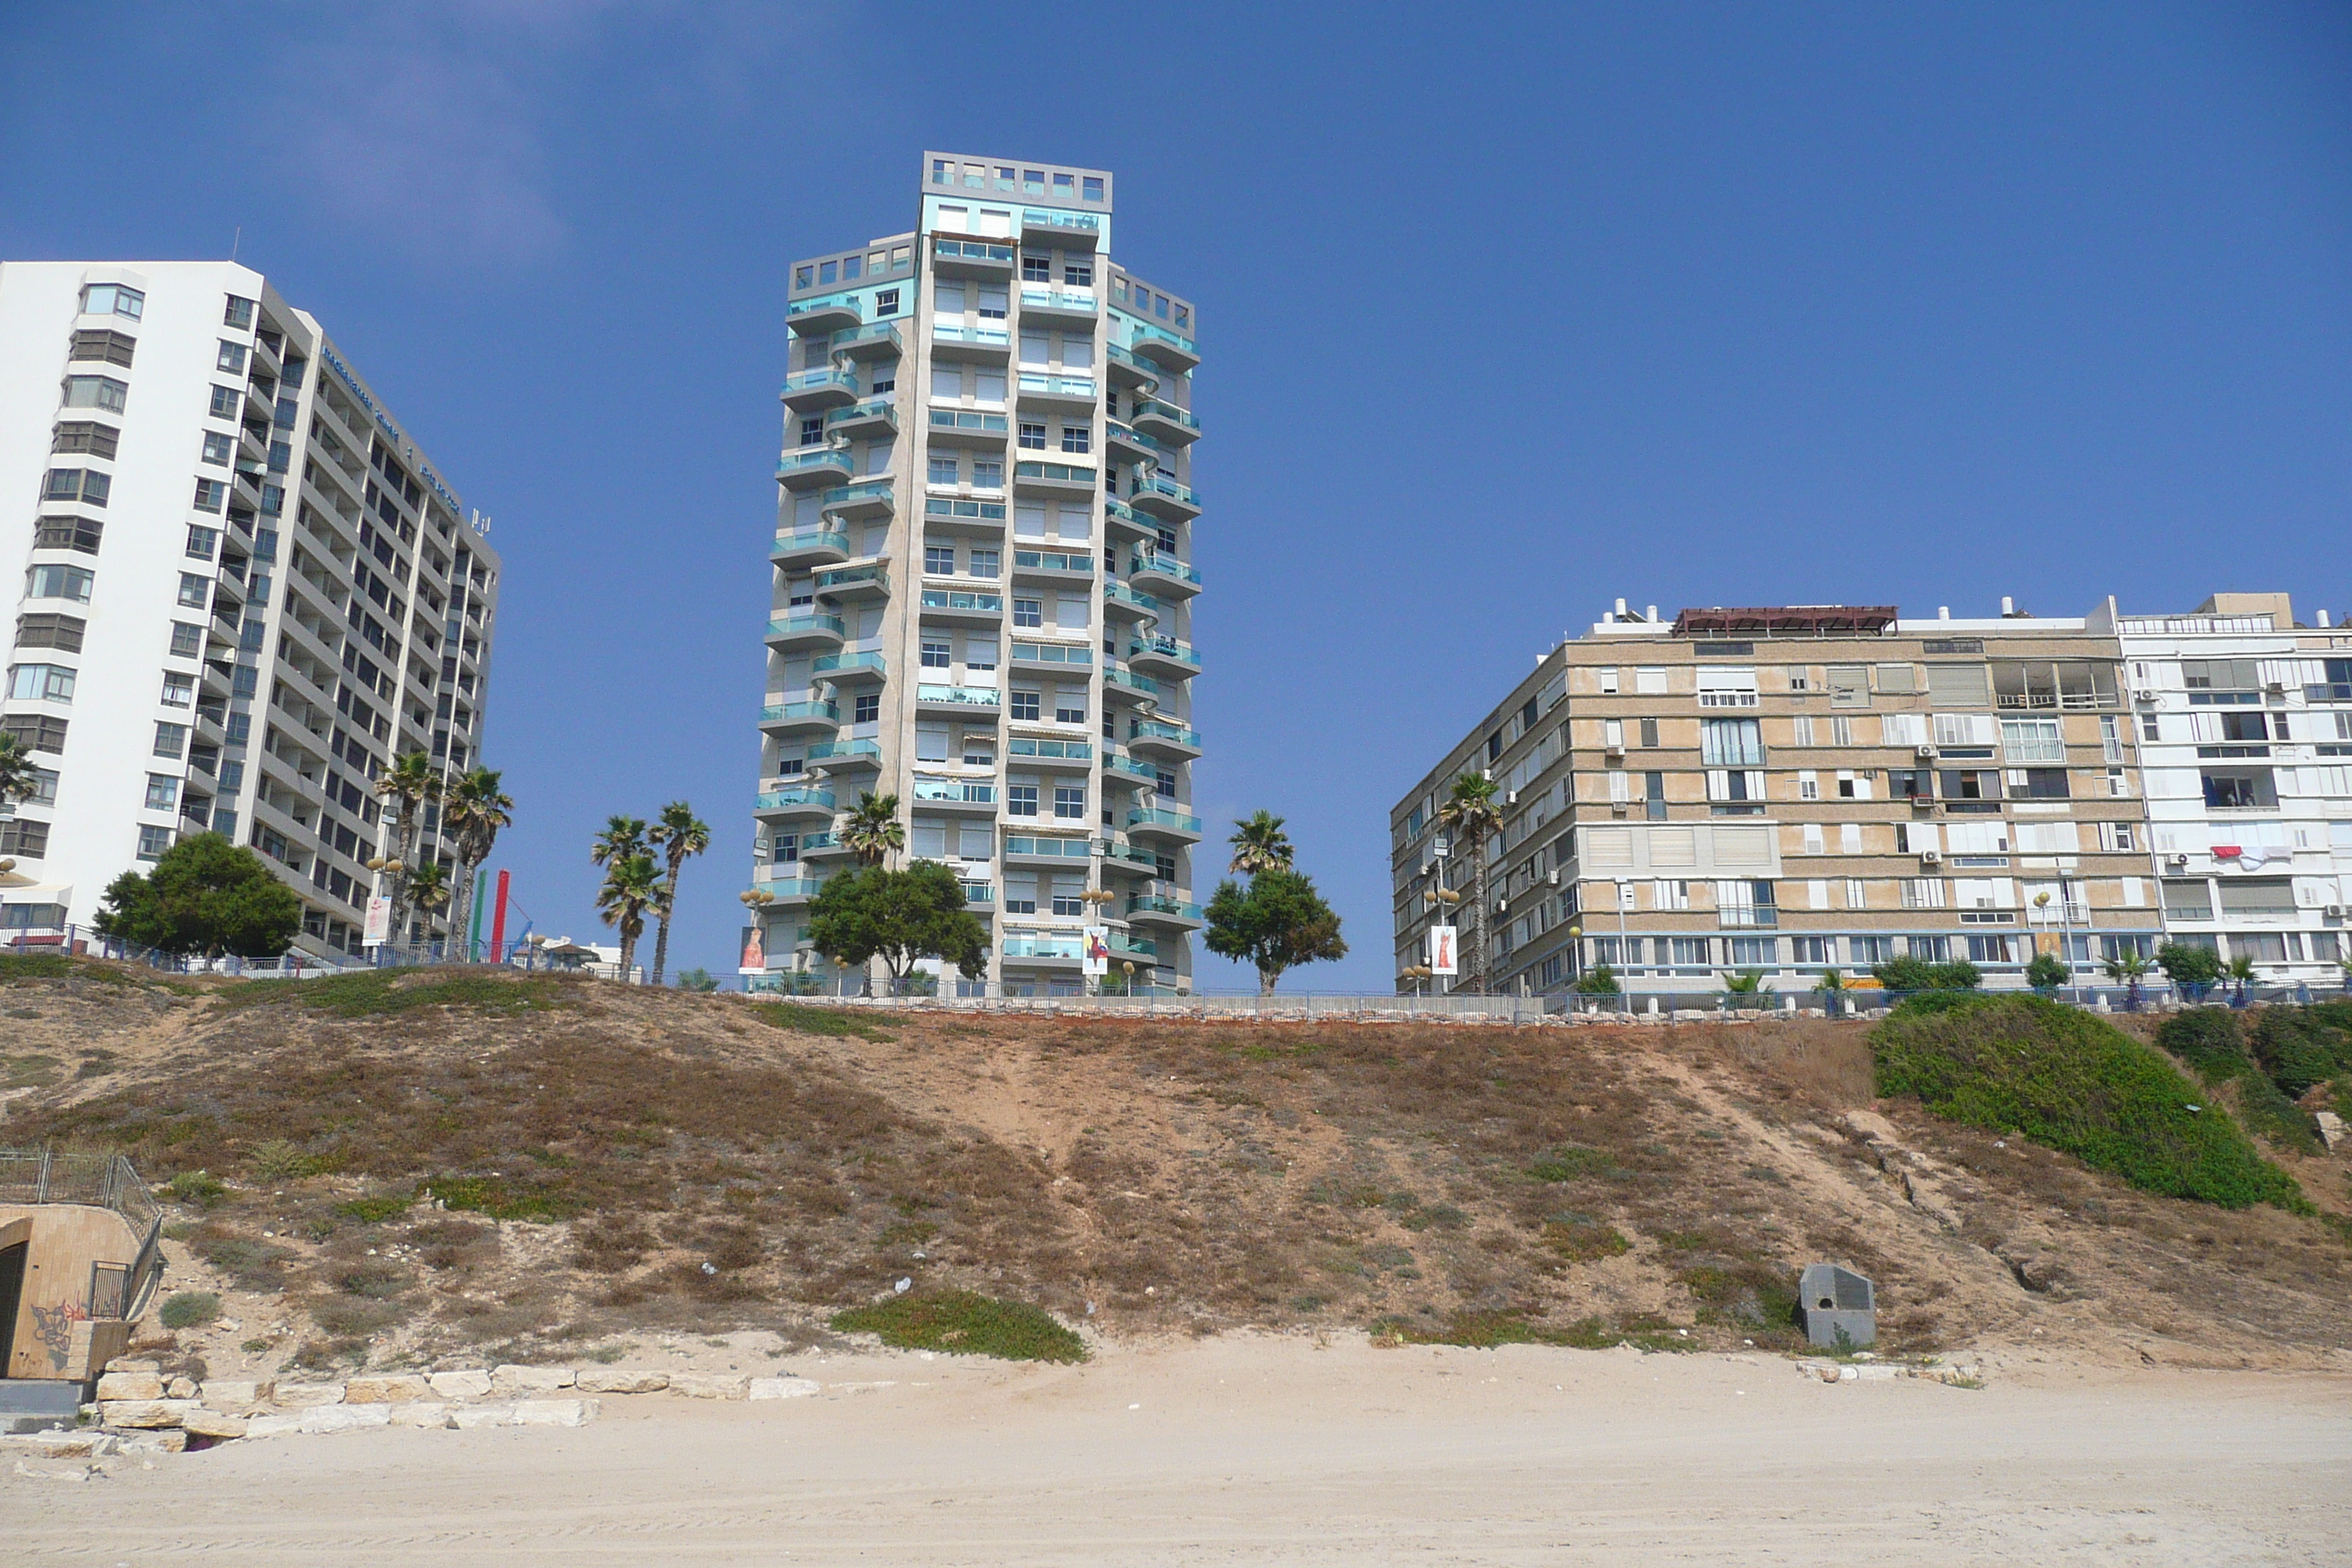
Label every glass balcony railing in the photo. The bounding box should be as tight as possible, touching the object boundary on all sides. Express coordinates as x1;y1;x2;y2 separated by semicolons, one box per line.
1102;840;1160;870
913;778;997;804
766;611;847;640
916;682;1000;707
1130;717;1201;748
760;699;839;725
934;238;1015;265
828;322;903;355
963;883;995;906
1009;737;1092;761
920;589;1003;614
1128;894;1205;921
930;408;1009;434
1105;417;1145;448
1107;932;1159;959
1129;635;1199;668
1103;581;1161;617
1103;497;1145;529
826;398;897;431
753;875;829;900
1128;320;1198;360
1003;935;1083;960
1102;665;1159;696
755;785;837;812
1013;549;1093;573
932;323;1010;347
1011;641;1092;666
783;368;859;399
1022;208;1101;234
1017;372;1098;399
1127;806;1203;834
1128;552;1201;587
1101;747;1153;779
813;563;889;593
813;650;886;679
1133;473;1199;510
1016;460;1096;485
822;478;896;513
807;739;881;764
797;831;841;854
924;497;1006;524
787;295;860;325
1003;834;1096;859
777;447;853;480
1130;399;1200;434
1020;286;1098;314
1105;343;1157;380
772;528;851;560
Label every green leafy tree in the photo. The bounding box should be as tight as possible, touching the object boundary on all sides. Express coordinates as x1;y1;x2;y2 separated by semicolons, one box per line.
1226;810;1294;875
646;801;712;987
1814;967;1849;1016
841;792;906;867
1434;773;1503;991
1721;969;1769;996
92;833;301;957
595;851;663;982
807;862;986;989
1572;962;1621;996
674;966;720;992
1204;865;1348;995
2024;951;2071;992
0;733;39;807
440;766;513;955
591;814;648;869
2156;941;2223;994
1872;957;1981;993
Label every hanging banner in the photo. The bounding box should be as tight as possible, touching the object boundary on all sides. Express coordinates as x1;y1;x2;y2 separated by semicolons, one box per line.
363;893;392;946
1082;927;1110;977
1428;924;1458;976
739;924;766;976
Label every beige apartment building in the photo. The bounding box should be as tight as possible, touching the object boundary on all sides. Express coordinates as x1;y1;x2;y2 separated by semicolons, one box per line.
1392;600;2160;997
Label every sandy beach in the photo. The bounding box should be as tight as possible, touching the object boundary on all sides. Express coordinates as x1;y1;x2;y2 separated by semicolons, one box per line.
10;1335;2348;1565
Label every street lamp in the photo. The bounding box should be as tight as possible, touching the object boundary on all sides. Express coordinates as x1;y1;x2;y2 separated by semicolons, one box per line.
1401;963;1432;998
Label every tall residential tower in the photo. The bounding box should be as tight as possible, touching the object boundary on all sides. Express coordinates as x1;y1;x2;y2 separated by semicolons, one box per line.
753;155;1205;995
0;261;500;956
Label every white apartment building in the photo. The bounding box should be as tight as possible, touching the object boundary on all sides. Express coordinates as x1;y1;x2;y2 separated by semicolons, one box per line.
2118;592;2351;984
0;261;499;957
752;155;1205;995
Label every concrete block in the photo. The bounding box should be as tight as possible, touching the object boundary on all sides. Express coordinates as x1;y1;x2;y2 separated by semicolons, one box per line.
668;1373;749;1401
95;1372;165;1402
450;1402;518;1429
492;1364;576;1394
345;1374;433;1403
113;1428;187;1454
244;1414;303;1440
749;1376;820;1401
427;1369;494;1401
100;1399;197;1430
106;1358;160;1374
389;1402;454;1429
299;1403;392;1435
512;1398;598;1428
199;1379;272;1412
0;1432;118;1459
167;1376;199;1400
181;1409;249;1441
1798;1263;1877;1350
272;1381;347;1408
576;1368;669;1395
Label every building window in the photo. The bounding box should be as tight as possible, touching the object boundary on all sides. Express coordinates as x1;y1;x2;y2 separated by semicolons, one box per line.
80;282;144;318
921;638;952;668
1023;255;1051;281
186;525;219;560
1055;690;1086;724
33;515;103;554
1008;783;1039;817
971;457;1003;487
2008;767;2070;800
1018;421;1047;451
63;374;129;413
799;415;824;447
1643;772;1667;820
26;564;94;603
928;453;960;486
1053;783;1086;819
51;420;120;458
1012;598;1042;629
42;468;109;506
853;693;880;725
1011;690;1041;721
874;288;899;317
69;328;137;367
193;478;227;512
224;295;255;328
154;721;188;758
177;572;211;607
209;384;240;418
160;672;195;706
7;663;76;703
1060;425;1090;454
925;545;956;575
169;622;204;657
968;548;999;578
144;774;180;811
201;431;233;465
216;340;247;372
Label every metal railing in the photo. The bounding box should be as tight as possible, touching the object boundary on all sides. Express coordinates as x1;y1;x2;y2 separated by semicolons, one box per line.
0;1148;164;1319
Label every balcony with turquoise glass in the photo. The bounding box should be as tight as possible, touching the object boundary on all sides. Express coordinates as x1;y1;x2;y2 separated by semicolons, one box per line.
1101;747;1155;786
1128;399;1199;446
932;236;1015;277
807;738;882;773
812;649;886;683
1126;551;1200;600
1098;838;1162;877
1007;735;1092;770
1103;496;1155;543
764;608;847;652
1126;893;1205;930
1102;580;1161;623
1107;931;1160;960
776;444;854;490
1020;207;1101;248
1015;372;1098;411
1011;547;1093;583
827;321;903;360
1128;716;1201;760
927;407;1010;447
771;527;851;569
1101;663;1160;703
1019;286;1098;323
1127;320;1199;374
751;874;829;902
826;398;897;441
753;783;837;819
1003;832;1096;867
1104;342;1159;390
1130;472;1200;522
782;367;859;412
813;561;889;601
915;682;1002;713
911;776;998;813
1013;459;1096;494
1126;805;1204;843
759;698;839;737
1105;418;1152;467
930;322;1011;355
786;294;859;336
1127;633;1199;680
821;478;896;520
797;830;853;862
1000;935;1083;965
919;587;1003;625
1009;639;1092;671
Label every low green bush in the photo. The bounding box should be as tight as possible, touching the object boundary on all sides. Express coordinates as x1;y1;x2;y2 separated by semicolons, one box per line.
2156;1009;2247;1081
158;1290;220;1330
1871;995;2304;1210
832;1289;1085;1362
2250;1009;2352;1099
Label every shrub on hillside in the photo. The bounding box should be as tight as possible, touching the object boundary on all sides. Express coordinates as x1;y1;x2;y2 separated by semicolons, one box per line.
1872;957;1981;993
2250;1009;2352;1099
1870;995;2304;1210
2156;1009;2247;1080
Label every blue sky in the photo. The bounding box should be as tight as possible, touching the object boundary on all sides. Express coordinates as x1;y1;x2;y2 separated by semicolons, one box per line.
4;3;2348;990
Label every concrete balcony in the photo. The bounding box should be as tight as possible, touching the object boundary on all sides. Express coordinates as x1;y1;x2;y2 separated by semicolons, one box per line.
1104;342;1159;391
1127;553;1200;600
1103;581;1161;624
1126;805;1204;844
919;587;1004;625
1021;207;1101;248
922;495;1008;534
927;407;1010;448
787;296;860;336
1019;286;1099;324
1127;634;1200;680
1002;832;1097;868
1128;320;1199;374
911;777;998;813
776;445;855;490
827;322;904;361
1013;459;1096;495
1126;894;1205;930
751;875;828;903
1011;547;1095;584
915;682;1003;715
825;398;898;441
1101;747;1156;788
821;478;897;521
764;610;848;652
812;650;886;684
1128;716;1201;761
932;237;1016;277
1129;399;1199;446
813;562;890;601
753;784;837;820
781;368;860;412
1009;638;1093;674
1103;497;1156;544
759;698;840;737
797;831;854;862
1129;472;1201;522
1006;736;1093;770
771;528;851;569
930;323;1012;360
1105;418;1152;467
1101;665;1161;705
807;739;883;773
1015;372;1098;412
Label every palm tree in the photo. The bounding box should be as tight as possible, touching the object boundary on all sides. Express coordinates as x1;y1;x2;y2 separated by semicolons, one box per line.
2103;949;2152;1012
595;851;663;984
1226;810;1293;876
646;801;711;987
841;792;905;867
406;861;453;948
440;767;513;958
1436;772;1504;992
592;814;648;869
0;733;39;807
372;751;442;943
2224;953;2257;1006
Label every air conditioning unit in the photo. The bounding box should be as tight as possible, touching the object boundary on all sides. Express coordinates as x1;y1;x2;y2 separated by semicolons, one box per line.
1505;789;1520;806
1920;849;1943;864
1915;744;1939;758
1546;868;1562;887
2130;687;2157;704
2265;680;2286;694
2167;853;2190;868
1610;802;1629;815
2326;905;2347;920
1605;742;1625;758
1495;897;1509;914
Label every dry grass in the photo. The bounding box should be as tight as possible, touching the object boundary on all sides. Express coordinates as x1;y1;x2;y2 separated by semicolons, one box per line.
0;968;2347;1373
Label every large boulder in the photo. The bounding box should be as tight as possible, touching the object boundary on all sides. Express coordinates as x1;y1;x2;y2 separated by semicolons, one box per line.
391;1402;455;1429
182;1409;249;1441
272;1382;347;1409
100;1399;197;1430
299;1403;392;1435
668;1373;750;1400
576;1368;669;1395
346;1375;434;1403
199;1379;273;1412
513;1398;599;1428
427;1369;494;1401
95;1371;165;1402
492;1365;576;1395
